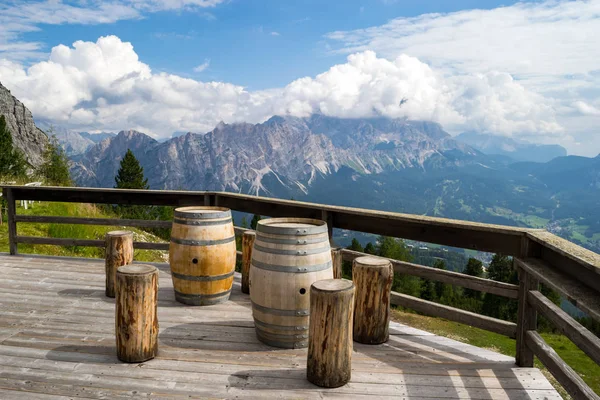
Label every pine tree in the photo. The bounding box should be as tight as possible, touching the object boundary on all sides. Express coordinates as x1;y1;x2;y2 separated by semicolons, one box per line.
115;149;149;189
39;133;72;186
250;214;261;230
348;238;364;253
482;254;518;321
364;242;376;255
463;258;484;298
0;115;27;178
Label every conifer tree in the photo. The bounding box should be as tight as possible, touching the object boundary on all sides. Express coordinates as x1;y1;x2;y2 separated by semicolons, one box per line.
348;238;364;253
363;242;376;255
463;258;484;298
115;149;149;189
0;115;27;178
250;214;261;230
482;254;518;321
39;134;72;186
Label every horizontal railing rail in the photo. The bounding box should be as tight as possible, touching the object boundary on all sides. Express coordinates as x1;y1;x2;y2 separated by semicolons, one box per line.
2;185;600;399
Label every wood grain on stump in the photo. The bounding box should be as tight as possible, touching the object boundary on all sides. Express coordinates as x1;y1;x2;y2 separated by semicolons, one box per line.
331;248;343;279
353;256;393;344
105;230;133;298
241;231;256;294
307;279;355;388
115;264;158;363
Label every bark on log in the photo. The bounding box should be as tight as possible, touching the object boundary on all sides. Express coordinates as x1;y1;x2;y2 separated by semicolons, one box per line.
307;279;355;388
353;256;393;344
241;231;256;294
105;230;133;298
331;248;343;279
115;264;158;363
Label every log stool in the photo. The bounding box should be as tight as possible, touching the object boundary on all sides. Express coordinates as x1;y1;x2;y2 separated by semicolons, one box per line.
105;230;133;298
353;256;393;344
115;264;158;363
307;279;355;388
241;230;256;294
331;248;343;279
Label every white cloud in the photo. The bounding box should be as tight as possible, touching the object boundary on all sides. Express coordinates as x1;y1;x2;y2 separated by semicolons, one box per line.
324;0;600;153
0;36;562;143
0;0;224;61
270;31;281;36
193;59;210;72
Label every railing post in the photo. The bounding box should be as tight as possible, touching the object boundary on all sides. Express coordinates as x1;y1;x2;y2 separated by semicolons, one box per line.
6;188;18;255
515;237;538;367
321;210;334;243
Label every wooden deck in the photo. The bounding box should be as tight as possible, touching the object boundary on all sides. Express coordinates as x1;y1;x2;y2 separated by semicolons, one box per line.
0;254;561;399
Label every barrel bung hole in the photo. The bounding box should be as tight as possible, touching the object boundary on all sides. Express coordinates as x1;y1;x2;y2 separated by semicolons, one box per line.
299;288;306;295
192;258;198;264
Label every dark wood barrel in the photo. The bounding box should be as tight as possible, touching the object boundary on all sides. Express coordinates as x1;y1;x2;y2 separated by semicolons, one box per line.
169;206;236;306
250;218;333;348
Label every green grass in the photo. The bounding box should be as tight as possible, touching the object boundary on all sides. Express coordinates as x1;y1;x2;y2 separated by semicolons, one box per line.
392;309;600;399
485;206;549;229
1;201;167;262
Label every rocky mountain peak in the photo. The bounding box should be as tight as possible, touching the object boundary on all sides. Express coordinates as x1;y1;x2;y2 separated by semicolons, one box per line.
0;81;48;168
70;115;480;195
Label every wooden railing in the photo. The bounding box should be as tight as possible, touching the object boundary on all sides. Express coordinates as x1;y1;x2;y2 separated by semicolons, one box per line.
2;185;599;399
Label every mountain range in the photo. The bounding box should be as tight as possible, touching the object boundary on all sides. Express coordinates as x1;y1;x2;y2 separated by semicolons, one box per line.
69;115;481;194
64;115;600;253
456;131;567;163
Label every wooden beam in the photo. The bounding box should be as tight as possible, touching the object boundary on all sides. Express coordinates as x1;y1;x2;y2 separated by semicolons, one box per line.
390;291;517;338
528;290;600;366
14;215;172;229
5;186;211;207
528;231;600;293
525;331;599;400
5;188;17;255
5;186;535;255
15;236;168;251
515;268;538;367
342;249;518;298
515;258;600;323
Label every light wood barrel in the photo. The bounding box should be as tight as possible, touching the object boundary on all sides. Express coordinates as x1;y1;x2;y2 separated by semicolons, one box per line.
250;218;333;348
169;206;236;306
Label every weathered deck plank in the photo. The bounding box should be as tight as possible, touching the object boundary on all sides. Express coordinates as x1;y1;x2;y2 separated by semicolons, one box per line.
0;253;561;399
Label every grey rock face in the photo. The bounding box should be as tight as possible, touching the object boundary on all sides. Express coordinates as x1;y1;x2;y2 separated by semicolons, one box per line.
71;115;479;195
0;82;48;168
41;123;117;156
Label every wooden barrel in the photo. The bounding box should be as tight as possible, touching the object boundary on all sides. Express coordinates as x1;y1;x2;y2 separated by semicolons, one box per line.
169;206;236;306
250;218;333;348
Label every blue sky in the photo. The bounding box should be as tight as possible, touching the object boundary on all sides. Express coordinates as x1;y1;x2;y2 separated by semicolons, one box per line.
21;0;528;89
1;0;599;156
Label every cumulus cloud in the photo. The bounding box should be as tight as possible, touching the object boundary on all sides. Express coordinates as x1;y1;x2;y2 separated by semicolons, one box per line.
0;36;561;139
323;0;600;151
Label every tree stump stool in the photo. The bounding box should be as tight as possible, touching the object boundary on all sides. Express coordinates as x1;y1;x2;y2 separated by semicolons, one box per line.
331;248;343;279
241;231;256;294
353;256;393;344
105;230;133;298
307;279;355;388
115;264;158;363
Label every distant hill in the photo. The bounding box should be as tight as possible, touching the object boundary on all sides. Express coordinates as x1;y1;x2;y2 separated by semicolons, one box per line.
456;132;567;163
0;82;48;168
